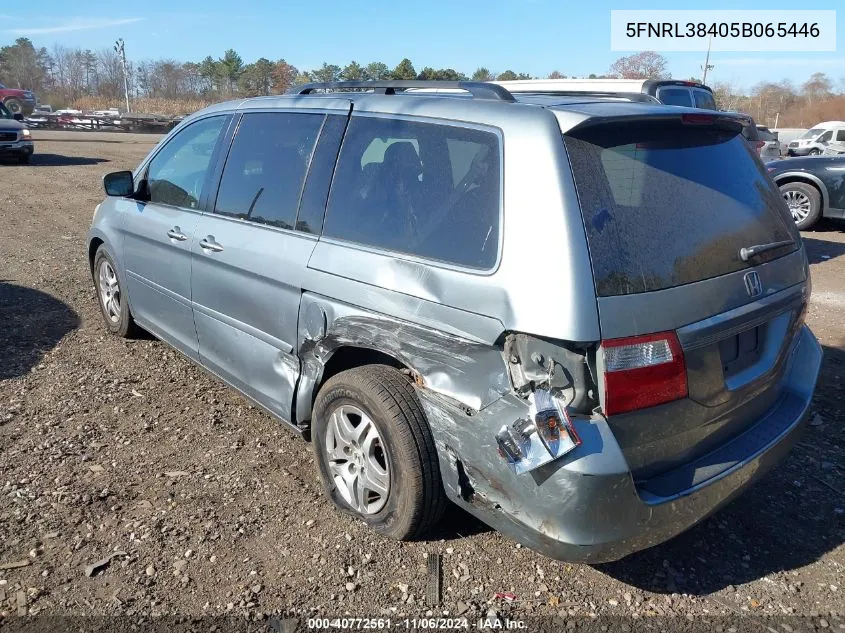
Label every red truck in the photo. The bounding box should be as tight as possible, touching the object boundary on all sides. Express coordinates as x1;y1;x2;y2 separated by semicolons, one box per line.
0;83;37;116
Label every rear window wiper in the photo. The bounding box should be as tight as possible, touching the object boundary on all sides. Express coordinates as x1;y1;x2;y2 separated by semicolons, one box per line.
739;240;795;262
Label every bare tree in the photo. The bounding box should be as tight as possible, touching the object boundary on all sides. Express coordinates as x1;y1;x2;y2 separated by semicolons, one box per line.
608;51;670;79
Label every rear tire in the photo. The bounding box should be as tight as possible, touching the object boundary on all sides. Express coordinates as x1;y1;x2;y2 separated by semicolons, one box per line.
93;246;137;338
780;181;822;230
312;364;446;540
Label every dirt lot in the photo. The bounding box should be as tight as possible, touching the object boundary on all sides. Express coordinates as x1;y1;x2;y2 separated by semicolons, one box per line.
1;131;843;629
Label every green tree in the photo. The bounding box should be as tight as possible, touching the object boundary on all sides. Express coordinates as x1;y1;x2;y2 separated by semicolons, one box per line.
340;61;364;81
239;57;274;95
416;66;437;80
364;62;390;80
199;55;220;92
0;38;51;91
471;67;494;81
310;63;341;83
293;71;313;86
218;49;244;94
391;58;416;80
496;70;518;81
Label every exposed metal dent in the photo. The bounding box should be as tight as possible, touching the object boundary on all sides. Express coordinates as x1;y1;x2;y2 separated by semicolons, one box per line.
295;293;511;422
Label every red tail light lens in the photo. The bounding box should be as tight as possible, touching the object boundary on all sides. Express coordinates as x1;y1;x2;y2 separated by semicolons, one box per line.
602;331;688;416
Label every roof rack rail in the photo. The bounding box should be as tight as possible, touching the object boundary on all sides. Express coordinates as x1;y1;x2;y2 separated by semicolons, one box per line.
291;81;516;102
504;89;660;104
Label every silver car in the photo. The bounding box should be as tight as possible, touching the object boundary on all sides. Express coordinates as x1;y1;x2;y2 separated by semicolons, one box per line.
88;81;822;562
756;125;782;159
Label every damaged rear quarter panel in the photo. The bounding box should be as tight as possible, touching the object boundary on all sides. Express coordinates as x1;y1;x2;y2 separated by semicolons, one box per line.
296;291;512;418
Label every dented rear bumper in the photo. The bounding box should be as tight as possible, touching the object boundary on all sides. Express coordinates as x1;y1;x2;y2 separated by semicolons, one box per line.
420;325;822;563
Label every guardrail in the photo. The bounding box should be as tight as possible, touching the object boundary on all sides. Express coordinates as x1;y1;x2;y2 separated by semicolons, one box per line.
25;112;185;133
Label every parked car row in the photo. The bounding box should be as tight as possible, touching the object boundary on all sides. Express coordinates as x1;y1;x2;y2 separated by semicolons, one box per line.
88;80;822;563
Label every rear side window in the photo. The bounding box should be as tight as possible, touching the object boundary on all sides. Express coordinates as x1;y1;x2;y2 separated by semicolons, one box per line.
836;130;845;142
757;128;776;142
692;89;717;110
564;122;798;296
214;112;323;229
147;116;227;209
323;117;500;269
657;88;693;107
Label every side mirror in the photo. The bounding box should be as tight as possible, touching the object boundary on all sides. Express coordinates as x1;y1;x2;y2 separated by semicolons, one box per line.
103;170;135;197
13;113;24;121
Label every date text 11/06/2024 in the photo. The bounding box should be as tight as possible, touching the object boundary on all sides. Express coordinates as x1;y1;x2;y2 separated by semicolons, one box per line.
306;617;528;629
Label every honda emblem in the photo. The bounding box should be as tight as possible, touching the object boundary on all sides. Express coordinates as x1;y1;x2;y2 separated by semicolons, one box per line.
744;271;763;298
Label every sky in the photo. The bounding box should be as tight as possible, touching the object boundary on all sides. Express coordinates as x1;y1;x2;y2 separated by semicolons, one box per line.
1;0;842;90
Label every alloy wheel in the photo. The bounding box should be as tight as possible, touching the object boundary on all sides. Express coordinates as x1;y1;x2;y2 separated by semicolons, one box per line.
783;190;811;223
98;260;121;323
324;404;390;514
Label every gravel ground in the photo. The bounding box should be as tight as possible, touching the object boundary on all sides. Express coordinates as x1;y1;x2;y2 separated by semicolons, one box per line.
0;133;843;628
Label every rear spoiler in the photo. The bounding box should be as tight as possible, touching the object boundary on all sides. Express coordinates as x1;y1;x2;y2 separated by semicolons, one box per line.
563;111;745;135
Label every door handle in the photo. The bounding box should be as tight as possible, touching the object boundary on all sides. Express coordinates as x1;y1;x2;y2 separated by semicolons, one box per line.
166;226;187;241
199;236;224;252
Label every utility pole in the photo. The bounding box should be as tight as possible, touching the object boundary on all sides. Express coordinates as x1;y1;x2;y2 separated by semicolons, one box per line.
701;36;714;84
114;38;130;114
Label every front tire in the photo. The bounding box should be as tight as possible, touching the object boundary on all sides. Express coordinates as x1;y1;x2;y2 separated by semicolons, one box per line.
17;153;30;165
312;365;446;540
93;246;137;337
808;148;822;156
780;181;822;230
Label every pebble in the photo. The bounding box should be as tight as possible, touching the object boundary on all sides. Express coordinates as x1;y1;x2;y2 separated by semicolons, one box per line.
173;560;187;572
345;582;356;592
305;520;315;527
146;565;155;577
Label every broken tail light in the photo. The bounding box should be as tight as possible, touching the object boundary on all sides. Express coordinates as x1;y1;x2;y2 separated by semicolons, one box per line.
495;389;581;474
602;331;688;416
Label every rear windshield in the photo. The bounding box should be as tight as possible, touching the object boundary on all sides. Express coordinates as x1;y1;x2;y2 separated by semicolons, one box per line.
656;88;693;107
564;122;799;297
692;89;717;110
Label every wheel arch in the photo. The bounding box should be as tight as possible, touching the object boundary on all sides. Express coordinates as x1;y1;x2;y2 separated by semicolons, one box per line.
88;237;105;275
295;343;413;433
773;172;830;215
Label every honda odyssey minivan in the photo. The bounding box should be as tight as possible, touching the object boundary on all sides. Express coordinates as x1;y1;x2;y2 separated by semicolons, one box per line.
88;81;822;562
